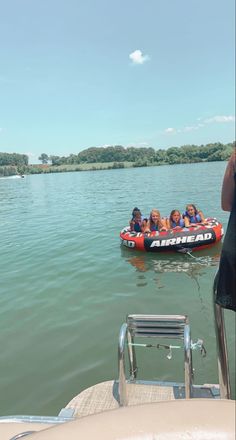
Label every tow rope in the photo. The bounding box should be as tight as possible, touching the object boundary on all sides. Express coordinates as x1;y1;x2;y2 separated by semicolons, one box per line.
128;339;206;360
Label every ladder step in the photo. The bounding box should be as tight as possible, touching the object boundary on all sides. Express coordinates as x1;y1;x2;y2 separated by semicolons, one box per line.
127;315;188;339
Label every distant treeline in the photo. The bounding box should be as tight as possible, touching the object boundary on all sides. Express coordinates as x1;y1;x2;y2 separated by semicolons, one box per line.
45;142;234;166
0;153;28;177
0;152;28;166
0;142;235;176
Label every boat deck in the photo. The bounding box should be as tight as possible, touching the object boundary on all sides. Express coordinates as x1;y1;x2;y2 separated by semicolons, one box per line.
64;380;220;418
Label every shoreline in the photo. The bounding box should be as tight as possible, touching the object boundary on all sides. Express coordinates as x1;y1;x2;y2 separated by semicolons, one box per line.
0;158;229;177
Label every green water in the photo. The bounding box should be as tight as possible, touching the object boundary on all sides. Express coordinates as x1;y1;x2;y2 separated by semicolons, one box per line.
0;161;235;415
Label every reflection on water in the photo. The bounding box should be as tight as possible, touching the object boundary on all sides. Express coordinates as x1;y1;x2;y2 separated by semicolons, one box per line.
121;242;222;290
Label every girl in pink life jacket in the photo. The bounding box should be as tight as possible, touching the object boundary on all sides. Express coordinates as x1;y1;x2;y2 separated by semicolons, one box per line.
183;204;206;227
167;209;185;229
143;209;167;233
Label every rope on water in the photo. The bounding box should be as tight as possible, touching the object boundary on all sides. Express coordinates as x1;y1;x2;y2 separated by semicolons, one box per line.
182;249;213;266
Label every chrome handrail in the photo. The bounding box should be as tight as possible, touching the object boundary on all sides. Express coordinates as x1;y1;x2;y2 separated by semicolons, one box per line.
213;273;231;399
184;322;193;399
10;432;35;440
118;323;128;406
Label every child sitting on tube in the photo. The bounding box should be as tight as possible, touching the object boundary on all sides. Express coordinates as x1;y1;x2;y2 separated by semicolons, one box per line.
130;207;147;233
183;204;206;227
143;209;167;233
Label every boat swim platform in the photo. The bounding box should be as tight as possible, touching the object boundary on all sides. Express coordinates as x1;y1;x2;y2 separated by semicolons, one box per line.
63;380;220;418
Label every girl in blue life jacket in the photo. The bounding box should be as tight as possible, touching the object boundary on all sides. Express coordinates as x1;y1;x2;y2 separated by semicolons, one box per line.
183;204;206;227
167;209;185;229
143;209;167;233
130;207;147;233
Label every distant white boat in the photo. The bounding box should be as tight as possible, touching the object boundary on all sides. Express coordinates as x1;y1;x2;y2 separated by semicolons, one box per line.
0;175;24;179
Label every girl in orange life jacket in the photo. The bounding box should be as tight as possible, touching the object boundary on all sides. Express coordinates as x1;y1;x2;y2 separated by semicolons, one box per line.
183;204;206;227
143;209;167;233
166;209;185;229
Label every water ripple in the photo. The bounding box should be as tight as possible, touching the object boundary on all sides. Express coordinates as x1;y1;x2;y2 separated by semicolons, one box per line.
0;163;235;415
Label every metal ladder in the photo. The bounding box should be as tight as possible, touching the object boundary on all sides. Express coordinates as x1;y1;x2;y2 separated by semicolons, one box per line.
118;314;193;406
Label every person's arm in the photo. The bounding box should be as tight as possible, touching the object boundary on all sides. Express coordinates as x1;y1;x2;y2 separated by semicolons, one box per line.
160;218;168;231
221;149;236;212
183;215;190;227
198;210;205;223
166;218;171;229
143;220;151;233
197;210;210;225
129;219;135;230
141;218;148;232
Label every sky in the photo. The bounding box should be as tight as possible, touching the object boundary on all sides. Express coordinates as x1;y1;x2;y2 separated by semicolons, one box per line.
0;0;235;163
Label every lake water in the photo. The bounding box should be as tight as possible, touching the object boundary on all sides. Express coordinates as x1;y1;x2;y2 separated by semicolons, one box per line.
0;161;235;416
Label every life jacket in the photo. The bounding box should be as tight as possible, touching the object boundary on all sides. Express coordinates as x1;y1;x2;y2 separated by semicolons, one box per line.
171;218;185;228
133;220;142;232
131;214;148;232
183;212;201;223
150;223;159;231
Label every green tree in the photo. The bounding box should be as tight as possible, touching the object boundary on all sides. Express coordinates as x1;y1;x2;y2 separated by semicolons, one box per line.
50;155;64;166
0;152;28;166
38;153;49;164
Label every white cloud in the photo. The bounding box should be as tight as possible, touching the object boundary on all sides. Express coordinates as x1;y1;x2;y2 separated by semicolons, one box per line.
204;115;235;124
165;127;176;134
129;49;150;65
183;125;199;132
165;124;201;134
26;152;38;159
163;113;235;136
127;142;150;147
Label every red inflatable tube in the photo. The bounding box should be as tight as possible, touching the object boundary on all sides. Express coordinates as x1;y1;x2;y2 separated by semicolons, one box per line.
120;218;223;252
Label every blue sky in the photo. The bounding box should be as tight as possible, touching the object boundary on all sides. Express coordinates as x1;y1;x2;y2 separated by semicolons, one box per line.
0;0;235;163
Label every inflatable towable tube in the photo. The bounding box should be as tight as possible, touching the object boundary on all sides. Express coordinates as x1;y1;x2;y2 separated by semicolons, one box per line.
120;218;223;252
